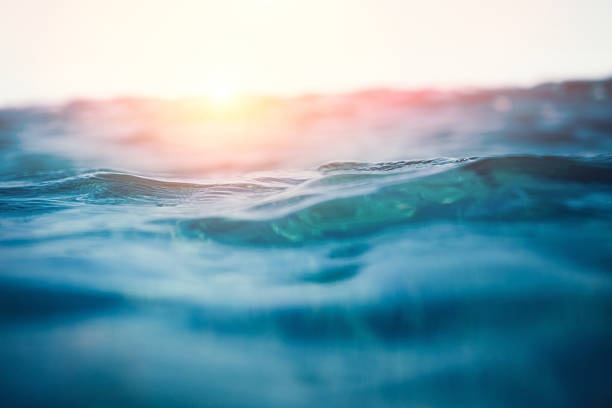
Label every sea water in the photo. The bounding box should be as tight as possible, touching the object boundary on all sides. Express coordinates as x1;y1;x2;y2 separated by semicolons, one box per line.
1;80;611;407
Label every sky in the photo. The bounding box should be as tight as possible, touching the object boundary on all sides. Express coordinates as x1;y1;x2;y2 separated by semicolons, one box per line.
1;0;611;105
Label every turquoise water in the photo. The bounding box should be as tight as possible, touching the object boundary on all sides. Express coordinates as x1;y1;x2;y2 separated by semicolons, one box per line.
1;80;612;406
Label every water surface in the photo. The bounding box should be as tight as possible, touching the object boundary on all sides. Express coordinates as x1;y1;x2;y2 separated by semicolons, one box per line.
1;79;612;407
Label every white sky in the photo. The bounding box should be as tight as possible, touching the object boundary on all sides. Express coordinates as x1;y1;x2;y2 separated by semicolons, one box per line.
1;0;611;104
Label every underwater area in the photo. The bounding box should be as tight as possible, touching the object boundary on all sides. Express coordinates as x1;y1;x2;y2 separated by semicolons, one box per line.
1;78;612;407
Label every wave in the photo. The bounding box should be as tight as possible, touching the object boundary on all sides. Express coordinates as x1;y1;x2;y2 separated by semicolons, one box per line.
177;155;612;246
0;170;288;205
2;155;611;245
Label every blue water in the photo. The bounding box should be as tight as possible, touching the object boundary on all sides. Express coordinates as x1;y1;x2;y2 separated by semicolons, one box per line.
1;79;612;407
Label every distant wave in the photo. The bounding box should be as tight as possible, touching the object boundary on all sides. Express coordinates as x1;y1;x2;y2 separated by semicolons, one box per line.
175;155;612;245
3;156;610;242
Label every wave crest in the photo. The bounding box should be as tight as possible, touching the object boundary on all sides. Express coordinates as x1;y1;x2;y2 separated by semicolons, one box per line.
177;155;612;246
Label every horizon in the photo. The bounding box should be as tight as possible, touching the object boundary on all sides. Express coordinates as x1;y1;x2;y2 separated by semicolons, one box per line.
3;73;611;109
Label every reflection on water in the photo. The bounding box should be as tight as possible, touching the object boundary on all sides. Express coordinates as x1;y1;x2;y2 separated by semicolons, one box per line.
1;78;612;407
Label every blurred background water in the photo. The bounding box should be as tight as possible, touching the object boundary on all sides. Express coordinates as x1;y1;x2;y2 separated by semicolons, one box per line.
1;78;612;407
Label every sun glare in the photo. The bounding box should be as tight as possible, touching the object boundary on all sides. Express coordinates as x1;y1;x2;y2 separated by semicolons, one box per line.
209;82;236;106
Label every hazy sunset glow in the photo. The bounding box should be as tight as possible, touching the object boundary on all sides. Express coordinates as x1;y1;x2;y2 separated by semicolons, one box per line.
2;0;612;104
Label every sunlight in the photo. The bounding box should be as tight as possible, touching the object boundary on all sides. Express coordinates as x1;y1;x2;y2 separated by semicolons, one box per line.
208;81;237;106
